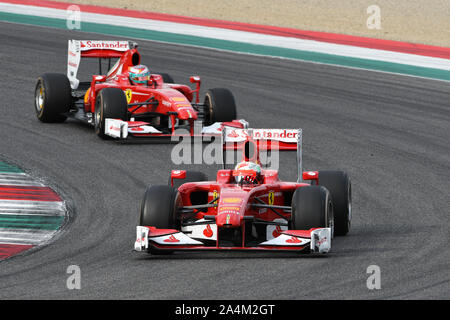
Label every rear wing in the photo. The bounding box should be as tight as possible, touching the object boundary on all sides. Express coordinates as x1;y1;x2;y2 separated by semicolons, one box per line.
67;40;138;89
222;128;303;182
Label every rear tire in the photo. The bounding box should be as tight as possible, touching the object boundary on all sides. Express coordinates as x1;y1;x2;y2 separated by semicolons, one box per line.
94;88;128;139
169;171;208;189
140;185;181;254
34;73;72;123
203;88;237;125
291;186;333;234
318;171;351;236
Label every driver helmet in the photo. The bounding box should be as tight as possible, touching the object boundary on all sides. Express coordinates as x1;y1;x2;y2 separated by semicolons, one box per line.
233;161;262;185
129;65;150;85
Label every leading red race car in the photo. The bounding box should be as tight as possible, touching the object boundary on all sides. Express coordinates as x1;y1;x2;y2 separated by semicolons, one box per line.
134;128;352;255
34;40;248;141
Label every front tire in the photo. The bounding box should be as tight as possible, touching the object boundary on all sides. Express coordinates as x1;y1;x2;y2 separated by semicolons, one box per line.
291;186;333;235
140;185;180;228
140;185;181;254
34;73;72;123
94;88;128;139
203;88;237;125
318;171;351;236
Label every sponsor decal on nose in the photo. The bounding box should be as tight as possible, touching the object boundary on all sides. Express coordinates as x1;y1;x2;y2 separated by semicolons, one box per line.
203;224;213;238
286;236;301;244
272;225;282;238
163;234;180;243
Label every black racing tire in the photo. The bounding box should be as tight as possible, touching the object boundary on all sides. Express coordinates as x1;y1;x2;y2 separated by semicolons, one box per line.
169;171;208;189
318;171;352;236
94;88;128;139
140;185;180;228
158;73;174;83
140;185;181;255
34;73;72;123
203;88;237;125
291;186;333;234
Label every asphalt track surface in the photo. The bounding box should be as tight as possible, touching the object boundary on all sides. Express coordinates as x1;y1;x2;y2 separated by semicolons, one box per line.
0;21;449;300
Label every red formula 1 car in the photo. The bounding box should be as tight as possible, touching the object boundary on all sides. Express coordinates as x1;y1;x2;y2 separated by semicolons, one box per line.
134;128;352;255
34;40;248;141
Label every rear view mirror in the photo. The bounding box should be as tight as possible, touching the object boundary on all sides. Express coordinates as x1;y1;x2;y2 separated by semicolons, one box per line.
170;170;186;187
302;171;319;184
93;75;107;83
189;76;201;84
189;76;201;103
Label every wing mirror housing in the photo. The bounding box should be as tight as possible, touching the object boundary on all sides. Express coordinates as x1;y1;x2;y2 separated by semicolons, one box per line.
93;75;107;83
189;76;201;103
170;170;187;187
302;171;319;185
189;75;201;84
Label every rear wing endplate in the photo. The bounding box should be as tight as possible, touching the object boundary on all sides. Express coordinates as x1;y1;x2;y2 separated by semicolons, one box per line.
67;40;137;89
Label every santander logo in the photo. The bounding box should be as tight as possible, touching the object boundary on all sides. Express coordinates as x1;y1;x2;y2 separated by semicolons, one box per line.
227;130;239;138
203;224;213;238
253;129;298;140
286;236;301;244
317;237;328;246
272;225;282;238
81;41;129;50
163;235;180;243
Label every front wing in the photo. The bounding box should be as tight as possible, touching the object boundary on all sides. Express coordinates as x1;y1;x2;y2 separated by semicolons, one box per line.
104;118;248;142
134;226;331;254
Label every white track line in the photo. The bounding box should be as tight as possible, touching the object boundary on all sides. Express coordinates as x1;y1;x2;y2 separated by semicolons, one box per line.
0;229;57;245
1;3;450;71
0;171;66;247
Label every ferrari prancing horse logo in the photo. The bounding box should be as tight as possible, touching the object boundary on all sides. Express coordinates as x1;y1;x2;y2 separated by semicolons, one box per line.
125;89;132;103
268;191;274;205
212;190;219;204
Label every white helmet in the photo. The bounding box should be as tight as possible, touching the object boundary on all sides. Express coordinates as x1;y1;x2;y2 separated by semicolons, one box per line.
233;161;262;184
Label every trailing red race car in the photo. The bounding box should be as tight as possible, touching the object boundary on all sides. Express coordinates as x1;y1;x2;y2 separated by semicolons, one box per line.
134;128;352;255
34;40;248;141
